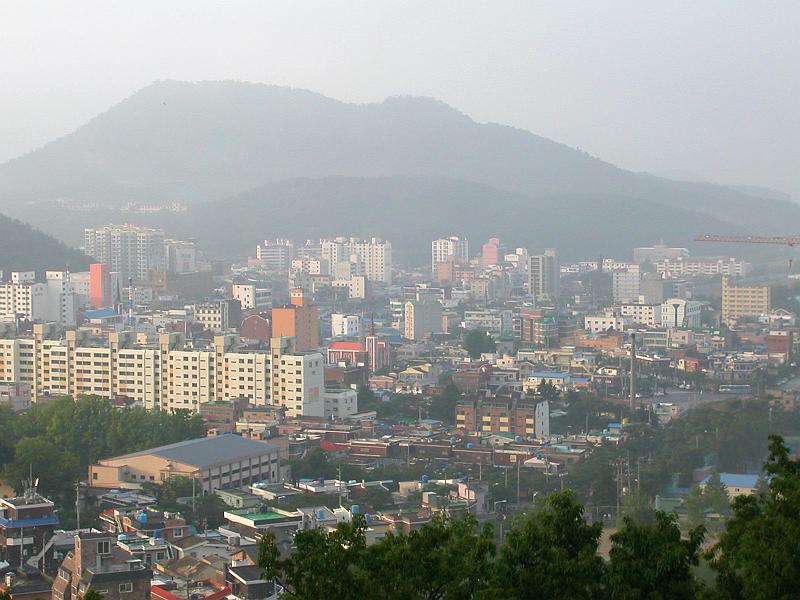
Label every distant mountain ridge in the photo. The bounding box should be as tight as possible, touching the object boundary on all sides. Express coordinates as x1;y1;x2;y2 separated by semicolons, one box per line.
0;79;797;257
177;176;748;264
0;214;90;272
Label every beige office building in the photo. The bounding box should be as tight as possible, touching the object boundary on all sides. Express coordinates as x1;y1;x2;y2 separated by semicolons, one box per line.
721;276;770;323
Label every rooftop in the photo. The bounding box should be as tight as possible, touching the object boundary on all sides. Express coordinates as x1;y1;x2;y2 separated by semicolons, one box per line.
106;434;278;469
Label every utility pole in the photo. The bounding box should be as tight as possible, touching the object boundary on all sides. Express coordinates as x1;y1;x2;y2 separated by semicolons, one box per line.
516;457;521;506
629;332;637;413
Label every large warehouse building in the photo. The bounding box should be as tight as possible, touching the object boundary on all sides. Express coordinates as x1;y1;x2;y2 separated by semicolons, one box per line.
89;434;281;494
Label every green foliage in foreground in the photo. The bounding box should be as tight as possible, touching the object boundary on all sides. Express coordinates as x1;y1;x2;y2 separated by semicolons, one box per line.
0;395;205;515
260;436;800;599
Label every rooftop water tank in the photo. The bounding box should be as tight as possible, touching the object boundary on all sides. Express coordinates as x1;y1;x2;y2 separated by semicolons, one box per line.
351;505;360;515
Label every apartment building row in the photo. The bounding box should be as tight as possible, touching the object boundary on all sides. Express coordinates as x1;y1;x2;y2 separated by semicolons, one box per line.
0;324;323;417
0;270;79;327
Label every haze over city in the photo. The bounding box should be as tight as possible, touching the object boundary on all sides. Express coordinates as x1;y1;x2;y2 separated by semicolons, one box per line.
2;1;799;199
1;3;800;600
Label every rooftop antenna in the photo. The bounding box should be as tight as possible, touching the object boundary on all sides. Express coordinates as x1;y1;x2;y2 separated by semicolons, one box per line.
128;276;134;330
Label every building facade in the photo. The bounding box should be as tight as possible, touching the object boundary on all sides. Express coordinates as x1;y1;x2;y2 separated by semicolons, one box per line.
456;396;549;438
0;325;324;416
321;237;392;284
89;435;281;493
528;249;559;303
431;236;469;274
84;224;166;283
721;276;770;323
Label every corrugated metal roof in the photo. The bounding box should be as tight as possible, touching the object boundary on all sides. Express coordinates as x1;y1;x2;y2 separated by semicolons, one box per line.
112;435;278;468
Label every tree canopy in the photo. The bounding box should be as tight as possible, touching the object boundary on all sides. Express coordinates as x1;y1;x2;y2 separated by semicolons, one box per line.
260;437;800;599
463;329;496;359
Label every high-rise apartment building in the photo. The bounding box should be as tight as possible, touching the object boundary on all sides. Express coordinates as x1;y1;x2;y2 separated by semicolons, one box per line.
721;276;770;323
0;325;324;417
321;237;392;284
528;249;560;304
431;236;469;273
84;224;166;283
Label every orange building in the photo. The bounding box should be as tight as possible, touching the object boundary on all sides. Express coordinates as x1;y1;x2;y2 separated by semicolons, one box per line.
89;263;110;309
271;288;319;351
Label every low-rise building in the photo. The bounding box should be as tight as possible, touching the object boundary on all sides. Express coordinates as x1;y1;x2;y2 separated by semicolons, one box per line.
456;395;549;438
52;532;152;600
89;435;281;494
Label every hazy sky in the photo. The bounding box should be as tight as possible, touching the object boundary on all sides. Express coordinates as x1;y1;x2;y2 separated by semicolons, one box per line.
1;1;798;198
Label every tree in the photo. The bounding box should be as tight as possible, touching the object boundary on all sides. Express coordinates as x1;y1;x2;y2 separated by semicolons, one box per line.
702;473;731;518
606;511;705;599
490;490;605;599
362;515;495;599
5;437;80;501
618;490;655;525
683;485;707;529
260;517;369;599
83;590;106;600
708;435;800;599
427;382;461;424
463;329;495;359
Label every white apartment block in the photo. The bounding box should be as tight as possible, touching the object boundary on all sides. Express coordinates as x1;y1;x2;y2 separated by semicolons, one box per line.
620;303;662;326
656;257;751;277
431;236;469;273
584;311;630;334
0;271;77;327
84;224;166;282
0;325;324;417
321;237;392;284
232;284;272;311
331;314;361;338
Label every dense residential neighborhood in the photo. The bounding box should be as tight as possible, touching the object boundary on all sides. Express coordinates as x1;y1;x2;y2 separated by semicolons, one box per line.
1;233;800;598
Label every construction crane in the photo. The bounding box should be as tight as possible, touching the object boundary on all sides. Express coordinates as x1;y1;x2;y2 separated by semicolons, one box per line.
695;234;800;272
694;235;800;247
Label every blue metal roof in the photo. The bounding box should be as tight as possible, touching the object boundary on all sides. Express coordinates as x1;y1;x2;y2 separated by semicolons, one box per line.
532;372;569;378
0;515;59;529
85;308;119;319
703;473;759;489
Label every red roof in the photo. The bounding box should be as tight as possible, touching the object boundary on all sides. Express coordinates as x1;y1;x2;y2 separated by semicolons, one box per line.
328;341;363;351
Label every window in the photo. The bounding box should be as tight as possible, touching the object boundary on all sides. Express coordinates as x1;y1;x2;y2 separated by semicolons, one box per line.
97;540;110;555
119;582;133;593
174;528;184;538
